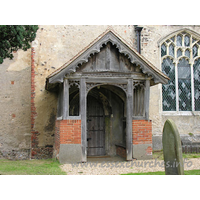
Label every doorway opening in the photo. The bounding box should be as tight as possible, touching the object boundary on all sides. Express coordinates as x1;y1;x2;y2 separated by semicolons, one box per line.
87;85;126;159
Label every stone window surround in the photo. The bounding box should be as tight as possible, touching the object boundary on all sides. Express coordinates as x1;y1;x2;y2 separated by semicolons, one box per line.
158;28;200;115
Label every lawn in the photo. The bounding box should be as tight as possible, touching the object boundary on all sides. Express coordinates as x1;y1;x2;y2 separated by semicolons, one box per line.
122;150;200;175
0;159;66;175
121;169;200;175
1;151;200;175
153;150;200;160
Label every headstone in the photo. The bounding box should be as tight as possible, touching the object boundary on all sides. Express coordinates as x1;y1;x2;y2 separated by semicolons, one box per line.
162;119;184;175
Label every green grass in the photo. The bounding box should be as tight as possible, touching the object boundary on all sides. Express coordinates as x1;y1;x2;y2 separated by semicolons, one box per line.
182;153;200;159
153;150;164;160
0;159;66;175
121;169;200;175
122;151;200;175
121;171;165;175
1;151;200;175
153;150;200;160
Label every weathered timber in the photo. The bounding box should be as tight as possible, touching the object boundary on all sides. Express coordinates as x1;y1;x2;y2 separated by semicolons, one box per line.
87;95;105;156
80;78;87;162
126;79;133;160
144;79;150;120
57;84;63;119
63;79;69;119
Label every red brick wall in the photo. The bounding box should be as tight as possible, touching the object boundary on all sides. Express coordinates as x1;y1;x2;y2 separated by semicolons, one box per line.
145;146;153;155
55;120;81;149
31;47;53;159
132;120;152;145
31;47;39;158
55;120;61;153
116;145;126;158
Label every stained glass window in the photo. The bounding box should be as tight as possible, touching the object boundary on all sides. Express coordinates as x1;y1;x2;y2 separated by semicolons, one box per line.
184;35;190;46
177;35;182;46
178;59;191;111
185;49;190;58
177;49;182;58
192;37;197;43
193;45;198;58
161;44;167;57
169;44;174;57
170;37;175;42
162;58;176;111
193;59;200;111
162;31;200;112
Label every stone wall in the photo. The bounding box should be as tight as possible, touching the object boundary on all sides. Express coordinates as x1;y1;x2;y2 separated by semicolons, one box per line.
140;25;200;137
31;25;136;158
0;50;31;159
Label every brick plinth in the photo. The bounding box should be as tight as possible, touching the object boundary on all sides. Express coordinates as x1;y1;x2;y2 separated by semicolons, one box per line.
55;119;81;150
132;120;152;145
132;120;152;158
145;146;153;155
116;145;126;158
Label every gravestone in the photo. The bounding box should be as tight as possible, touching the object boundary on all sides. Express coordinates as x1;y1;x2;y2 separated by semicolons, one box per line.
162;119;184;175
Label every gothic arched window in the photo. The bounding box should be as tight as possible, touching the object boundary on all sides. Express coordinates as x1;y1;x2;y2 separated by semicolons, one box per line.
161;31;200;111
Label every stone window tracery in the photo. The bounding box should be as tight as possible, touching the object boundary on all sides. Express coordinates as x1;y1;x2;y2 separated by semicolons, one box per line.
161;31;200;111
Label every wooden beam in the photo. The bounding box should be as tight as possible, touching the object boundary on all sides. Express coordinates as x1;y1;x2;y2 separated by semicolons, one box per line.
92;54;96;70
86;78;128;84
57;84;63;119
63;79;69;119
105;42;111;70
126;79;133;161
144;79;150;120
80;78;87;162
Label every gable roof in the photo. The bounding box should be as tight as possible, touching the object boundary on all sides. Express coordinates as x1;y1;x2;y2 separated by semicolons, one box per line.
46;28;169;87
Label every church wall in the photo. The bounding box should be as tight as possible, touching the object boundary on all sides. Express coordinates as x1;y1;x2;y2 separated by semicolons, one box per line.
0;50;31;159
140;25;200;138
32;25;200;155
1;25;200;159
31;25;136;158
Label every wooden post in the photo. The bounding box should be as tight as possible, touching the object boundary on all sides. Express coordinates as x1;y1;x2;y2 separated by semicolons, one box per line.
56;84;63;118
126;79;133;161
80;78;87;162
63;79;69;119
144;79;150;120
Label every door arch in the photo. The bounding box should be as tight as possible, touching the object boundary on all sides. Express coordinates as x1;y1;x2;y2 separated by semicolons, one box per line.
86;85;126;157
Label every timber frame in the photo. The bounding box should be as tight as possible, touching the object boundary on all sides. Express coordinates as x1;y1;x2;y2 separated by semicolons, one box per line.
46;29;169;162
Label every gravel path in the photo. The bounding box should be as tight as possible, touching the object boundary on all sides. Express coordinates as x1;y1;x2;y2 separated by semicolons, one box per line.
61;157;200;175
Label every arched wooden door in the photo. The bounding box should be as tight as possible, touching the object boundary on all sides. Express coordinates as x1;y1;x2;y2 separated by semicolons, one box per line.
87;95;105;156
